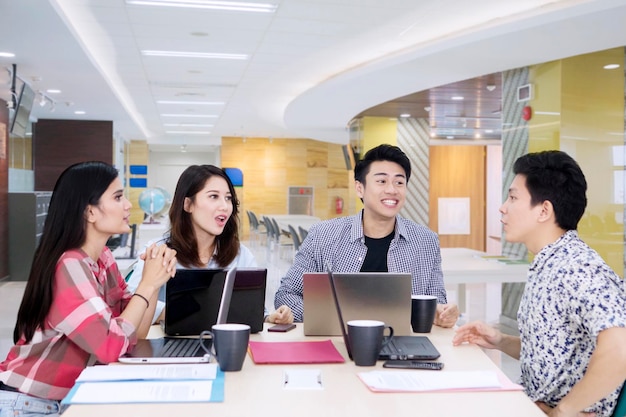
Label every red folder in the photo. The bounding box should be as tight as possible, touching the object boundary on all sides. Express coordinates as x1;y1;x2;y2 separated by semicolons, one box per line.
248;340;345;364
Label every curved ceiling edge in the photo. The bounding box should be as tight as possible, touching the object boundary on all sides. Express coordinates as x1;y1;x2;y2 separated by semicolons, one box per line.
284;1;626;143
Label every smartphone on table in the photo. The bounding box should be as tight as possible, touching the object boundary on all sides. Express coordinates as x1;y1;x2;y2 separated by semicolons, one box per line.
267;323;296;332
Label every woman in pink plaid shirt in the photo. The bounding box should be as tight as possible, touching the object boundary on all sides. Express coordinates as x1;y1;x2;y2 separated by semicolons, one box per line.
0;161;177;415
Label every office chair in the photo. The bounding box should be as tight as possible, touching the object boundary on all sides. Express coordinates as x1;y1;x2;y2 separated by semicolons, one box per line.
287;224;301;257
269;217;294;259
248;211;266;246
298;226;308;242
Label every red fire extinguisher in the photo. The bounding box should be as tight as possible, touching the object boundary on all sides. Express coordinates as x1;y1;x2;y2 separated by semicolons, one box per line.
335;197;344;214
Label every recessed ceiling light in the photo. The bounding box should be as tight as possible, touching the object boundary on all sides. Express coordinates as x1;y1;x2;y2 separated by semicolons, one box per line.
46;89;61;94
131;0;277;12
74;111;86;115
166;131;211;134
474;133;481;139
142;50;248;60
451;96;464;101
399;113;411;118
485;129;494;134
157;100;224;105
604;64;620;70
161;113;218;117
446;136;454;139
0;52;15;58
126;0;277;13
164;123;214;127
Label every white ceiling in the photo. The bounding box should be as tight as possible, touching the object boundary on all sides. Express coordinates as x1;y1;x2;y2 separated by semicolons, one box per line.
1;0;626;153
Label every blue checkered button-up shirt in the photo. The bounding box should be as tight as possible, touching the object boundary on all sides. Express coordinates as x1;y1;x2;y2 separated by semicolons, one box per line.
274;210;447;322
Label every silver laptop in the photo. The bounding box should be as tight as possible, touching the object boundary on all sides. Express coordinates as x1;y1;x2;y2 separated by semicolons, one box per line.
303;272;413;336
119;268;236;364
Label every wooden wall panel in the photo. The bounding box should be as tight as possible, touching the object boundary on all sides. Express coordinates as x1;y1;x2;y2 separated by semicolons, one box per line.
8;136;32;169
429;145;486;251
33;119;113;191
221;137;357;238
0;99;8;280
126;140;149;225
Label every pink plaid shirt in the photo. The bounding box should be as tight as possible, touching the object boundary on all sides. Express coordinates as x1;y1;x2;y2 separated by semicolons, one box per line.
0;247;137;400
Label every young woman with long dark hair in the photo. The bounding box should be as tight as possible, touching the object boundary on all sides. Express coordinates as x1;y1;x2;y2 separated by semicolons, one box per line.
0;161;177;415
127;164;293;324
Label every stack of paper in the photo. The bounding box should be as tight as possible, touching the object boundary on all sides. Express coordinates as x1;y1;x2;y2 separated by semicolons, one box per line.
358;370;523;393
61;364;224;406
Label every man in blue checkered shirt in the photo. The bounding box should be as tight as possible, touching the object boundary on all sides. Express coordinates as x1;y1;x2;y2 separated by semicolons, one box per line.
274;144;459;326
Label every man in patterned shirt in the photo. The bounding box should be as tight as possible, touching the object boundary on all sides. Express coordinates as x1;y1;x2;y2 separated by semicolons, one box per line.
453;150;626;417
274;144;459;327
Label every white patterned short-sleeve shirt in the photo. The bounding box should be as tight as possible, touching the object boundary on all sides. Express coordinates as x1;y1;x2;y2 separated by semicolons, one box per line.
518;230;626;416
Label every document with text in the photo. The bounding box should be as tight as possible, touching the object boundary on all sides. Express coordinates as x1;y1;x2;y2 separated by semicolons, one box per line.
62;363;224;405
358;370;523;393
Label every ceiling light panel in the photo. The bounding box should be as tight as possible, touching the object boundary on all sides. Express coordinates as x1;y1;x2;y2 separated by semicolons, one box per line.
141;50;248;59
126;0;277;13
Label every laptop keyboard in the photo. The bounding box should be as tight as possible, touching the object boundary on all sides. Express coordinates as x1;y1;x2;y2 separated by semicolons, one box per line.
380;337;403;356
162;338;201;357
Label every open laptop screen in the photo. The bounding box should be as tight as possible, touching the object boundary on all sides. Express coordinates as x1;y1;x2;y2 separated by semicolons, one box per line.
226;268;267;333
303;272;412;336
164;268;234;336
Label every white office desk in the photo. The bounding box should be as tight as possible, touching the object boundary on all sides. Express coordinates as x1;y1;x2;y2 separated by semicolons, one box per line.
441;248;529;323
62;324;543;417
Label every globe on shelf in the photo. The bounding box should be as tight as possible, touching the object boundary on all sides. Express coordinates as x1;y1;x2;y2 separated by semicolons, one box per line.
153;186;172;217
138;188;170;224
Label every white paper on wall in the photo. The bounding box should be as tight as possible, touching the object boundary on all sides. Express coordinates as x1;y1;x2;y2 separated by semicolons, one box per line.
438;197;470;235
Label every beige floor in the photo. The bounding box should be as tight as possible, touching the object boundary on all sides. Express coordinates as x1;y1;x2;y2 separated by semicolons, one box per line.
0;236;521;383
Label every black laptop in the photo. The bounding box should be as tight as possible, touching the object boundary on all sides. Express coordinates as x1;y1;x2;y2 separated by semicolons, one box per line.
163;268;235;337
326;267;440;361
226;268;267;333
119;268;236;364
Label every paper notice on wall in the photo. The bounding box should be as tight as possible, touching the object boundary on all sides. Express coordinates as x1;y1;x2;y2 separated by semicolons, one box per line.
438;197;470;235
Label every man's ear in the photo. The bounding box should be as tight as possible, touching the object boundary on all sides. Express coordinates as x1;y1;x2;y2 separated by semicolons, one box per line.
355;180;364;199
538;200;555;224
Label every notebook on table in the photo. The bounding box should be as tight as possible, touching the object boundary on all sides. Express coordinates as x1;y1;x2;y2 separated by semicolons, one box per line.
323;269;440;361
119;268;236;364
227;268;267;333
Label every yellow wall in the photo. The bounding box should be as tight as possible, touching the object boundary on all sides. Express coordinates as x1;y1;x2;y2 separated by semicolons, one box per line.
361;116;398;152
221;137;356;239
528;48;625;275
351;116;399;211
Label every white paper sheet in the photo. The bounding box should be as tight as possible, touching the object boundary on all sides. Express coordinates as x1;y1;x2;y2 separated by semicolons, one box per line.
76;363;218;382
438;197;470;235
68;380;214;403
358;370;500;392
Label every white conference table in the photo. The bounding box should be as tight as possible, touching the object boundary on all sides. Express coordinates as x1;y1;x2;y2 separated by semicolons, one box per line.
62;324;544;417
441;248;529;323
